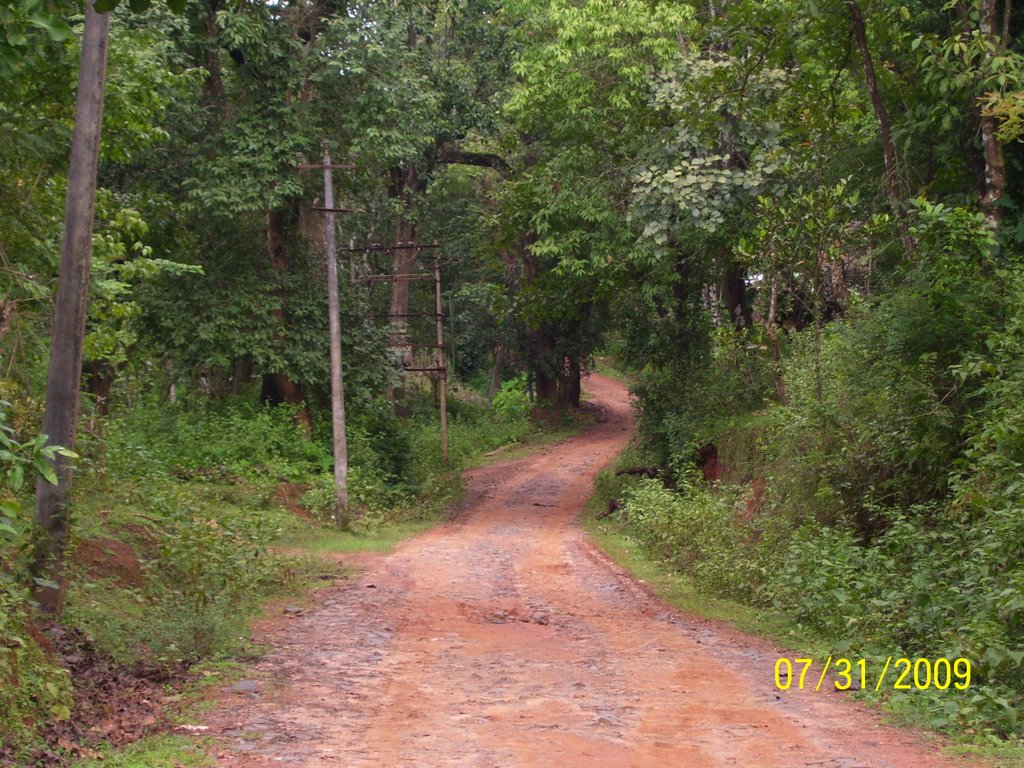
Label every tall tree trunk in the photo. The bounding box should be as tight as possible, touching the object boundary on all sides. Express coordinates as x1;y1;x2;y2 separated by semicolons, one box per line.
203;0;226;108
82;360;115;417
565;356;582;409
231;354;253;394
388;214;418;361
765;273;789;405
720;257;752;329
979;0;1007;230
32;1;110;614
848;0;915;252
520;238;558;408
534;364;561;407
487;344;505;403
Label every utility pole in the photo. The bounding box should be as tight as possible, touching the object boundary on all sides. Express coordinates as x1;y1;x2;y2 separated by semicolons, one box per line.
299;144;355;527
434;259;449;463
322;144;348;525
347;243;448;463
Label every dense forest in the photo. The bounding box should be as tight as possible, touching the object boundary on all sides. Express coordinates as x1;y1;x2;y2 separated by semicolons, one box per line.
2;0;1024;760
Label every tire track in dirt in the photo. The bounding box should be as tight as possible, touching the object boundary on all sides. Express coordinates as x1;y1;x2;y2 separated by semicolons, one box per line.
199;375;976;767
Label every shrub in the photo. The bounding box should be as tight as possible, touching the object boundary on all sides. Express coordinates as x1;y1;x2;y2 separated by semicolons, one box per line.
300;467;412;529
491;376;531;420
620;475;759;600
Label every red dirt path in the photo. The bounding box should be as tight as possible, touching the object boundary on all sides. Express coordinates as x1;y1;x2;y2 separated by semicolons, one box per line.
198;375;977;767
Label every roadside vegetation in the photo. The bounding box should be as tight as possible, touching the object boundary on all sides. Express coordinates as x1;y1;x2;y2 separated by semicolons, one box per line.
591;261;1024;747
0;380;564;765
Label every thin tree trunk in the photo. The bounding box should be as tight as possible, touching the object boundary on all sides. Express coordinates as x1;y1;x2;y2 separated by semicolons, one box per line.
387;214;417;414
534;367;560;408
848;0;914;252
813;254;826;403
32;2;110;614
765;273;789;405
720;257;752;329
979;0;1007;230
203;0;226;108
388;214;417;363
0;299;13;345
386;163;425;415
566;356;582;409
231;355;253;394
487;344;505;403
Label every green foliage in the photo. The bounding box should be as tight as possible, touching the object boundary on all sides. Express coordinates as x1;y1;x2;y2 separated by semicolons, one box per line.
984;90;1024;143
94;0;188;15
62;477;301;668
104;399;331;482
0;402;76;539
632;49;788;242
0;0;70;81
300;467;411;529
0;584;74;747
623;184;1024;736
142;500;279;663
490;375;530;420
621;476;759;600
631;327;772;478
0;403;74;748
86;195;203;369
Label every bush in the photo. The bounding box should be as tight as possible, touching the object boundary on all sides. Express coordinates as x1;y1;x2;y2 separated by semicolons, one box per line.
103;400;330;482
0;583;73;748
300;467;412;529
63;485;285;667
491;376;531;420
620;476;759;600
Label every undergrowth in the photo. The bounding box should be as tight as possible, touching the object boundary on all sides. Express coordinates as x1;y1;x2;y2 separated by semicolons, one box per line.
0;375;560;764
615;262;1024;743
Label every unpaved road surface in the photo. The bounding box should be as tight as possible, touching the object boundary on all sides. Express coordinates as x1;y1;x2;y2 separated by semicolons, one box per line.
200;375;973;767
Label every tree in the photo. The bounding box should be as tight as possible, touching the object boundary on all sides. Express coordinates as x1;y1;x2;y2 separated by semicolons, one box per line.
28;0;192;612
500;0;690;406
31;0;109;613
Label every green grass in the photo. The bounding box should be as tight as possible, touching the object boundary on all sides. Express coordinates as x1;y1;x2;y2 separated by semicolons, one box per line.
275;518;436;553
462;421;586;469
72;734;213;768
943;740;1024;768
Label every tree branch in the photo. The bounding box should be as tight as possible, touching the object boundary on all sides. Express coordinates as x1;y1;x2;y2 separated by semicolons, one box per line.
437;146;511;178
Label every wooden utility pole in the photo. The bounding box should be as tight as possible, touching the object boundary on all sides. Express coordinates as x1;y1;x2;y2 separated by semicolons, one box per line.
322;144;349;525
300;144;355;526
434;259;449;463
349;243;448;463
32;0;110;613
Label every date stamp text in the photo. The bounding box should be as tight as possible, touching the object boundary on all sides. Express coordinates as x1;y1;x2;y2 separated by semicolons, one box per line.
773;657;972;692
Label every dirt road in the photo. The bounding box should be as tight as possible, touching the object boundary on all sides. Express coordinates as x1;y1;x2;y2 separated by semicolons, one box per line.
200;375;973;767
